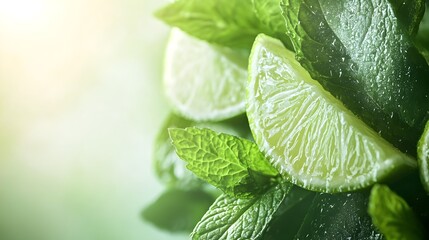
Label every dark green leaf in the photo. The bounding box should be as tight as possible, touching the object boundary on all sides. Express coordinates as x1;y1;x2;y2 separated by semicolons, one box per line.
282;0;429;154
169;127;278;198
142;189;214;233
262;186;316;240
295;191;383;239
387;0;425;36
389;173;429;236
369;184;424;240
416;3;429;62
192;183;290;240
262;189;383;239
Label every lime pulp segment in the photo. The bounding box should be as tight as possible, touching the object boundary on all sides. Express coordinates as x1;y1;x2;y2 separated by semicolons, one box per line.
163;28;248;121
246;34;416;193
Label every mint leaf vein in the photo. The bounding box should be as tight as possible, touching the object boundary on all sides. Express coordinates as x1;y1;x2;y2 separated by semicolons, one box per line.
169;127;279;198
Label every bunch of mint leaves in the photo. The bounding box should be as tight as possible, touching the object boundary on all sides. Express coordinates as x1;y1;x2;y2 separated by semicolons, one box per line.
143;0;429;239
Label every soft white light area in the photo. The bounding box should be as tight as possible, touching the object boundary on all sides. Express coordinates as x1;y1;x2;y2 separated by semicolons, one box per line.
0;0;47;25
0;0;185;239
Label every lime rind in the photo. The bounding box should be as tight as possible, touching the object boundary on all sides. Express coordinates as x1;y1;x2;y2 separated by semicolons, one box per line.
246;34;416;193
163;28;247;121
417;120;429;193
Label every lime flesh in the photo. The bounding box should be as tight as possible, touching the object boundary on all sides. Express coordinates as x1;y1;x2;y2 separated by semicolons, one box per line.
163;28;248;121
246;34;416;192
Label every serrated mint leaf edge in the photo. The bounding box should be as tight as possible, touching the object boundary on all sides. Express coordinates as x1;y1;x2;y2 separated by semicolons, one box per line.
168;127;279;198
191;183;291;240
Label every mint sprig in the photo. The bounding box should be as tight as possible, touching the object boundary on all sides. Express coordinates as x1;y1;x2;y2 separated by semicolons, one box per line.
169;127;279;198
148;0;429;238
192;183;290;240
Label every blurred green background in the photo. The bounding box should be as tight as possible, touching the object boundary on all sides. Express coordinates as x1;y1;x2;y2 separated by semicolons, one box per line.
0;0;186;239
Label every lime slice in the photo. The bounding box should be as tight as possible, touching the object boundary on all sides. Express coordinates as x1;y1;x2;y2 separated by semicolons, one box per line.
417;120;429;193
163;28;248;121
246;34;416;192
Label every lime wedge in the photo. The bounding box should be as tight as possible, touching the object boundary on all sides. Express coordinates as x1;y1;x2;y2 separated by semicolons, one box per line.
246;34;416;192
163;28;248;121
417;120;429;193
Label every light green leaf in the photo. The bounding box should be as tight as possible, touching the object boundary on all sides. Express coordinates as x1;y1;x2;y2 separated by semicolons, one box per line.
169;127;278;198
154;114;202;189
154;114;252;190
252;0;283;34
281;0;429;154
155;0;265;49
368;184;424;240
142;189;214;233
251;0;293;49
191;183;290;240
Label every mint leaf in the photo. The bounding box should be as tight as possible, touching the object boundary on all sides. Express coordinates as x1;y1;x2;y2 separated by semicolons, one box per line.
389;174;429;235
191;183;290;240
154;114;252;189
155;0;265;49
154;114;202;189
263;190;384;239
169;127;278;198
416;3;429;62
296;191;382;239
262;186;316;240
252;0;284;35
251;0;293;49
274;185;313;214
282;0;429;154
368;184;425;240
388;0;425;36
142;189;214;233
